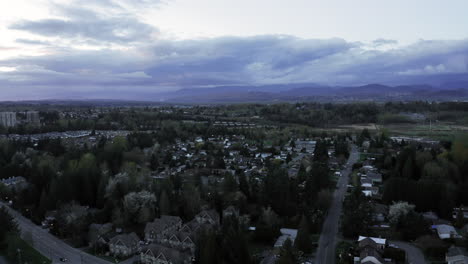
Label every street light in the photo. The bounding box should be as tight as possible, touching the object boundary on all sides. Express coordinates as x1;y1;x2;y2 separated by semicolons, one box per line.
17;248;22;264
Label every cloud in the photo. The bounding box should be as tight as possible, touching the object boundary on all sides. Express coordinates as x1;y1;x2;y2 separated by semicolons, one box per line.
10;17;157;45
9;0;159;46
1;29;468;99
372;38;398;47
16;39;51;46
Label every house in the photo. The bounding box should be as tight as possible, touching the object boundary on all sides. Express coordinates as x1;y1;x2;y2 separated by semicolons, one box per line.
274;228;298;248
140;244;191;264
356;236;394;264
358;246;395;264
367;172;383;184
195;209;220;226
359;246;386;264
446;246;468;264
361;178;373;188
422;211;439;223
159;231;196;253
223;206;239;219
452;207;468;219
180;219;203;234
435;224;460;239
109;232;140;257
358;236;386;250
0;176;27;191
88;223;113;248
372;204;388;223
145;215;183;242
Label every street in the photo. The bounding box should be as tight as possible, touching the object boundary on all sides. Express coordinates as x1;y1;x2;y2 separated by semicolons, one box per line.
315;145;359;264
1;203;114;264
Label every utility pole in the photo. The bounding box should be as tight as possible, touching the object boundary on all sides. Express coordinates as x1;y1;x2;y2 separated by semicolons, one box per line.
429;119;432;137
17;248;22;264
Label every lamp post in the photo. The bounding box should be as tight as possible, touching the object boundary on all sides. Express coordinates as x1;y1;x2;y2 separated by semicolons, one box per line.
17;248;22;264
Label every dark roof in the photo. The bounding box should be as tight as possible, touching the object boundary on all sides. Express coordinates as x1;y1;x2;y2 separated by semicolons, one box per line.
89;223;113;243
166;231;195;244
144;244;191;264
145;215;182;234
109;232;139;247
447;246;468;257
196;209;220;223
360;246;384;263
359;237;379;249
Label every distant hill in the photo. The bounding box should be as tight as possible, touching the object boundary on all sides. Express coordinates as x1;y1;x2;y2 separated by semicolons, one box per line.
157;83;468;103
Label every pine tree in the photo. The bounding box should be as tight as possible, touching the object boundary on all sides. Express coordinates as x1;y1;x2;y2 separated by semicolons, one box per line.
159;190;171;216
0;207;18;243
294;216;312;253
278;238;296;264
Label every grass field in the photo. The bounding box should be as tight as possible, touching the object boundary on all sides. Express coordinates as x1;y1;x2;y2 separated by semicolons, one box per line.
0;233;51;264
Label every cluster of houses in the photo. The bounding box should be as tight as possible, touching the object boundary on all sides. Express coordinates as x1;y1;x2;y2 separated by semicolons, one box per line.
354;153;468;264
150;137;320;185
88;209;223;263
358;163;383;198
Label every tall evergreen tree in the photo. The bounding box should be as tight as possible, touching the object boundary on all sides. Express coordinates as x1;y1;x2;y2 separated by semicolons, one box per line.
294;216;313;253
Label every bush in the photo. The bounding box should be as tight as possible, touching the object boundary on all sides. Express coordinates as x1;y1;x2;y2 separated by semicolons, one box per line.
383;247;406;264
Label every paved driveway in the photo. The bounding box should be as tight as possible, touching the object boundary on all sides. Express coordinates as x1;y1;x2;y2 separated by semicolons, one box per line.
390;241;427;264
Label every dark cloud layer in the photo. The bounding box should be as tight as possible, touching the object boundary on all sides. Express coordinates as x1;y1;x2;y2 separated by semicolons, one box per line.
1;0;468;100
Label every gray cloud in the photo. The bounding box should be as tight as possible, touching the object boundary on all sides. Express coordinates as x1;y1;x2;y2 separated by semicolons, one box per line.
372;38;398;47
1;35;468;100
9;0;159;45
10;16;156;44
15;39;51;46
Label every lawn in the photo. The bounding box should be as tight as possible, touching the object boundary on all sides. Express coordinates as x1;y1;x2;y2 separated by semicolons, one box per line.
1;233;51;264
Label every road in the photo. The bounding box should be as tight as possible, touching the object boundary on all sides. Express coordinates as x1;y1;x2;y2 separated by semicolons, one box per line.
390;241;427;264
1;203;114;264
315;145;359;264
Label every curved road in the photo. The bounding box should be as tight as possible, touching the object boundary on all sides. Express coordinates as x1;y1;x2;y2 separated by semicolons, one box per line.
315;145;359;264
390;241;427;264
1;203;114;264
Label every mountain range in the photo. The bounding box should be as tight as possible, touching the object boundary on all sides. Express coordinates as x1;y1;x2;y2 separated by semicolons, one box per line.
156;83;468;103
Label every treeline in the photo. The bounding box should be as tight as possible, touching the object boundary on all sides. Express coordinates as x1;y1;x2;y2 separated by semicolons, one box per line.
381;135;468;218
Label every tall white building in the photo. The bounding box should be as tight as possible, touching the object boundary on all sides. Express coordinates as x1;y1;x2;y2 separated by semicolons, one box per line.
0;112;17;127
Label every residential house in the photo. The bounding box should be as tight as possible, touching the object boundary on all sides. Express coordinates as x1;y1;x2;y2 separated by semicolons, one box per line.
195;209;220;226
367;172;383;184
145;215;183;242
0;176;27;191
180;219;202;234
88;223;113;248
358;236;386;250
452;207;468;219
435;224;460;240
223;206;239;219
372;204;388;223
355;236;394;264
446;246;468;264
109;232;140;258
140;244;191;264
274;228;298;248
159;231;196;253
358;246;395;264
361;178;373;188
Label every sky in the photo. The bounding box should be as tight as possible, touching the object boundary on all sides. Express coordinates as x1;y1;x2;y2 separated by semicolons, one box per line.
0;0;468;100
